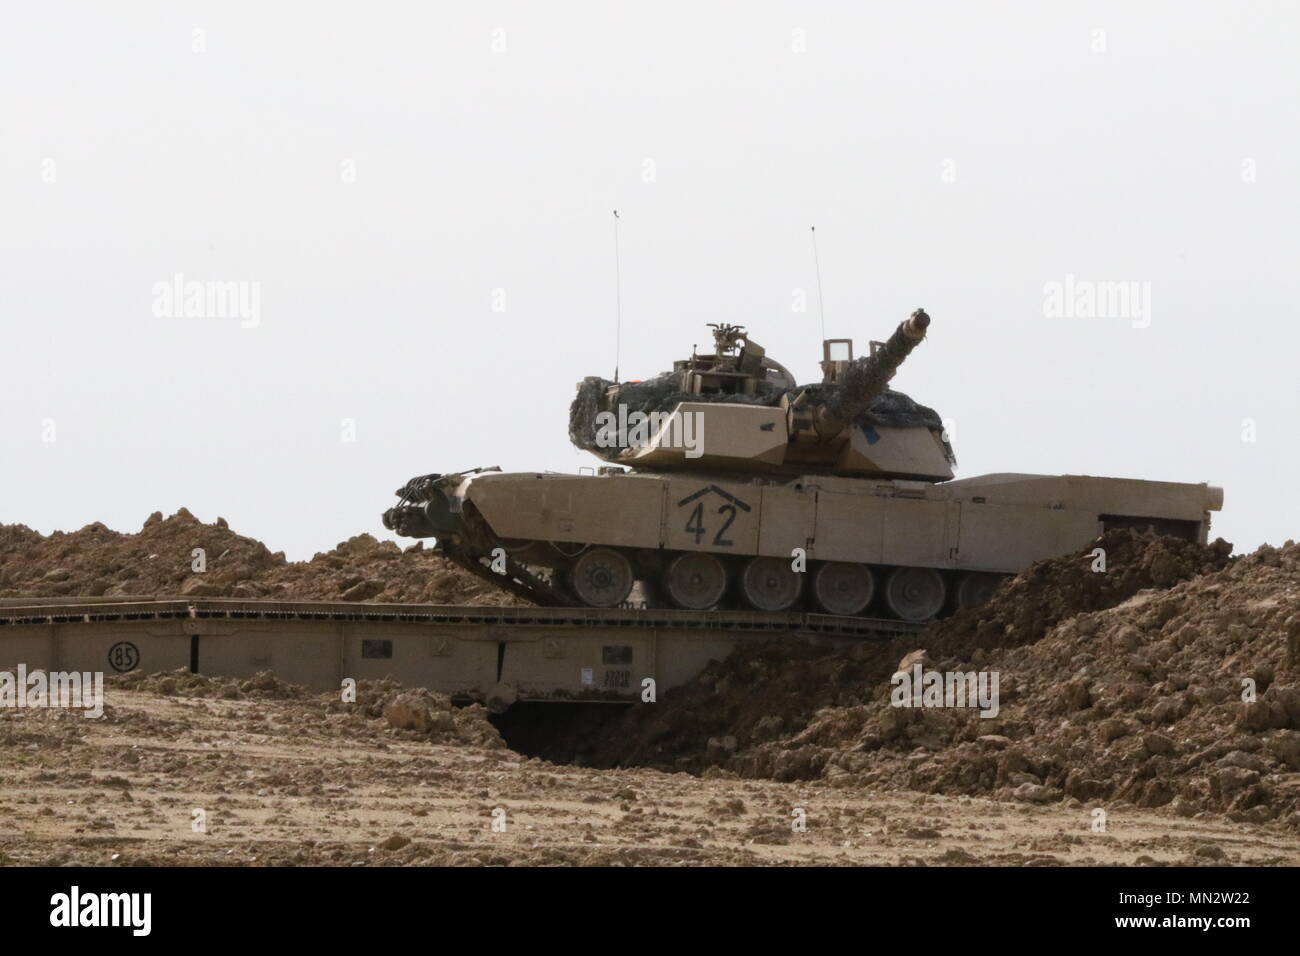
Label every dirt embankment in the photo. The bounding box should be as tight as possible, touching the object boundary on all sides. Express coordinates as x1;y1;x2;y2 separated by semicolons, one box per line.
570;531;1300;829
0;510;517;605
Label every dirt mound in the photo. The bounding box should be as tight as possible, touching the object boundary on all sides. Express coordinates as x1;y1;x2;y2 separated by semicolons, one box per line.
110;668;308;701
105;670;506;749
582;529;1233;774
0;510;517;605
333;678;505;749
584;531;1300;828
809;541;1300;827
915;528;1234;656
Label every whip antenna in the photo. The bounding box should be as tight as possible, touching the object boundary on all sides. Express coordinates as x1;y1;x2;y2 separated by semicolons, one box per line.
810;225;826;341
613;210;622;382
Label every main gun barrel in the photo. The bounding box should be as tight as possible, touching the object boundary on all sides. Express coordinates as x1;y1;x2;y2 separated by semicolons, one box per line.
817;308;931;435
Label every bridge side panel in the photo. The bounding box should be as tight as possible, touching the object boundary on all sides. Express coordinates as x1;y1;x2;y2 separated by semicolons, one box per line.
195;622;499;697
1;622;191;678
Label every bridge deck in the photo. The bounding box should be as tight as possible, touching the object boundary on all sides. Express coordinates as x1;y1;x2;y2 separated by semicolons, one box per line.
0;598;921;706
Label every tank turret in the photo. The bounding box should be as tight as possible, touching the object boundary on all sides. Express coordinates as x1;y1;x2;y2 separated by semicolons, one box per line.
569;308;953;481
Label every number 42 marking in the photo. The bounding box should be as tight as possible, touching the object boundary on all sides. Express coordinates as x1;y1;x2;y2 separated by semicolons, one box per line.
677;486;752;547
685;501;737;547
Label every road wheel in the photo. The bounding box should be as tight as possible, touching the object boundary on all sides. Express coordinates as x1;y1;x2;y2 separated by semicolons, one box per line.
739;556;803;611
664;552;728;610
812;562;874;616
955;571;1005;608
569;548;634;607
883;566;946;621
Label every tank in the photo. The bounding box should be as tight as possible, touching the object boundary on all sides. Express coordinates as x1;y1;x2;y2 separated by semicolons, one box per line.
382;310;1223;620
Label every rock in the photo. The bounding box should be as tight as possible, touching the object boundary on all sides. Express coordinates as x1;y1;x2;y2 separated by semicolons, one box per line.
1012;783;1060;803
1064;770;1106;799
1147;547;1184;588
1211;766;1259;795
1237;698;1287;733
1141;732;1175;757
1216;750;1266;772
340;579;385;602
339;534;381;555
1264;730;1300;770
878;706;919;739
249;671;279;692
1150;695;1189;725
1113;625;1143;652
1136;779;1175;807
1272;685;1300;724
1229;803;1275;824
379;834;410;852
1099;719;1132;742
143;511;163;528
180;577;226;597
997;750;1031;778
1062;680;1091;711
383;693;455;735
216;516;229;529
895;649;929;675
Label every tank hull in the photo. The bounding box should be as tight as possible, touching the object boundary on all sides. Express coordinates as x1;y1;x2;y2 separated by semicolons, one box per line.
385;467;1222;617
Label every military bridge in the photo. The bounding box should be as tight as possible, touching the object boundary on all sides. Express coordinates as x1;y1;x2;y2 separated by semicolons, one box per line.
0;598;921;708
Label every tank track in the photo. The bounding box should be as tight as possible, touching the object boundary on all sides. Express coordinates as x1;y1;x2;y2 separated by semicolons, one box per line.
439;541;580;608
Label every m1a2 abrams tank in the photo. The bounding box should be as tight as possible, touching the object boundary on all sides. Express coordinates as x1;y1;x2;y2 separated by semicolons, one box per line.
383;310;1223;621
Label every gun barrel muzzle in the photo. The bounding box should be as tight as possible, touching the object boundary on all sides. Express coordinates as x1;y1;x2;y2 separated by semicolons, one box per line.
901;308;930;341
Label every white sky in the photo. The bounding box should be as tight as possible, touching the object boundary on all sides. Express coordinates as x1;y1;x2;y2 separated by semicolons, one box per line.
2;1;1297;559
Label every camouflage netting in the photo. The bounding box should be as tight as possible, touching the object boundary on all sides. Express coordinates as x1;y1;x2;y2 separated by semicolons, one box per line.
569;372;953;462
